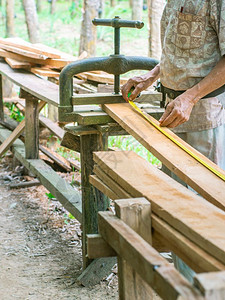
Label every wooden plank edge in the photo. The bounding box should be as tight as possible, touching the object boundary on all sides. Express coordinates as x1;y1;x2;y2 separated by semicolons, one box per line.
98;211;203;300
90;171;225;273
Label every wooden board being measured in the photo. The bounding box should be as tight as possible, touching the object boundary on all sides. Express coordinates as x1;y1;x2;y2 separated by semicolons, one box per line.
93;151;225;265
103;103;225;211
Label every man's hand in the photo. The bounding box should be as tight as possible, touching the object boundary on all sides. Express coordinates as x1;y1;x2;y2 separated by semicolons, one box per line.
159;93;195;128
121;75;151;102
121;64;160;102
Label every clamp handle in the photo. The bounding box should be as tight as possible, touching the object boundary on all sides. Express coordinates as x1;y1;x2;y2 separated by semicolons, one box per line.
92;16;144;29
92;16;145;94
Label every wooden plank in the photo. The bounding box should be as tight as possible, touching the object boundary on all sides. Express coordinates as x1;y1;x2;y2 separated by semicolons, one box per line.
115;198;153;300
72;93;126;105
34;42;77;60
90;169;225;273
94;166;131;199
89;175;118;200
31;67;60;78
98;211;203;300
0;37;61;59
152;215;225;273
93;151;225;265
103;103;225;211
0;48;75;69
39;115;65;140
39;145;72;172
194;271;225;299
9;179;41;189
76;111;114;125
77;257;117;287
60;132;80;153
0;61;59;106
76;72;127;85
5;57;32;69
87;234;116;259
0;43;49;60
64;124;99;136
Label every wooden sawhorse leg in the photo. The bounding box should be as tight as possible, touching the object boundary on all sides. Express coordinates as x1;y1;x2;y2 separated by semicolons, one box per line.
80;132;110;269
0;74;4;121
20;89;45;159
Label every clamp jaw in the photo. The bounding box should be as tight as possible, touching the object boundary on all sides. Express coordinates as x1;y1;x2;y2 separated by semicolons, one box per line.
59;16;159;122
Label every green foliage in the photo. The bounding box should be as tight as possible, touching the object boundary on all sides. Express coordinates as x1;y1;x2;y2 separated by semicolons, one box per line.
45;192;55;199
109;135;161;167
4;102;24;122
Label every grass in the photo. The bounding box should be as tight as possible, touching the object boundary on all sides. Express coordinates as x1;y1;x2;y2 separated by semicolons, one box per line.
109;136;161;167
0;0;160;167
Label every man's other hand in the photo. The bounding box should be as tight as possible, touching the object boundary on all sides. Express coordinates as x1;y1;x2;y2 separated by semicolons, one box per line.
159;94;195;128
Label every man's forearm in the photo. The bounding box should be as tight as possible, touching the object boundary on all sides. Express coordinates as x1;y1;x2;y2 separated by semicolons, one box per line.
143;64;161;87
187;56;225;105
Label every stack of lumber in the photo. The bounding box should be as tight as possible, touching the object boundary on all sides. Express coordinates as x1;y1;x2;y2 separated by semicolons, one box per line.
90;150;225;273
0;37;127;85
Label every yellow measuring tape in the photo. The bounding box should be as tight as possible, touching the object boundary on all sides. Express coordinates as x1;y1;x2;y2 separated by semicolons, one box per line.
128;100;225;181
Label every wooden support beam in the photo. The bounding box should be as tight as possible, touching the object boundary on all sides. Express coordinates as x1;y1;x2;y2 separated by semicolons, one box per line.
0;98;45;158
0;74;4;121
39;145;72;172
39;115;64;140
98;211;203;299
77;257;117;287
24;93;40;159
80;133;109;269
103;103;225;211
194;271;225;299
93;151;225;265
64;124;99;136
115;198;154;300
0;119;25;157
87;234;116;259
60;132;80;153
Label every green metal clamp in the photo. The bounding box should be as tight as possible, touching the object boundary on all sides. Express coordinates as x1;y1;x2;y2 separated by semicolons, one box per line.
59;16;159;122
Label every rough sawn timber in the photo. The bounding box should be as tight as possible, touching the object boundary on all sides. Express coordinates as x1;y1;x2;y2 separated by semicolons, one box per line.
93;151;225;265
90;170;225;273
103;103;225;211
0;61;59;106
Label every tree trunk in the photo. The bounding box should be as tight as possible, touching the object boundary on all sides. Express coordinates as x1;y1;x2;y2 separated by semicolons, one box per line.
6;0;15;37
110;0;116;6
98;0;104;18
132;0;143;20
51;0;57;14
148;0;165;60
22;0;40;43
129;0;133;8
79;0;100;57
36;0;42;13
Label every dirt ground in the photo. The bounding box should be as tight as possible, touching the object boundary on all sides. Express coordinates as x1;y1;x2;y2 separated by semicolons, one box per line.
0;155;118;300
